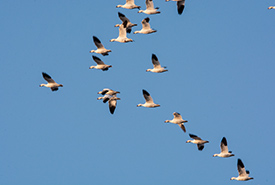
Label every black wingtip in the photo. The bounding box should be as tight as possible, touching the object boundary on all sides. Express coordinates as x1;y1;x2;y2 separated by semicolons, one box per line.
144;17;150;22
238;159;245;168
152;53;158;60
118;12;125;17
92;55;100;61
142;89;150;96
42;72;51;79
178;5;185;15
93;36;101;43
221;137;227;146
189;133;197;138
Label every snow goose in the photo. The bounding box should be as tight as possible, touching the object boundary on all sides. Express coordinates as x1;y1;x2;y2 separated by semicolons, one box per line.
110;21;133;43
116;0;141;9
166;0;185;15
90;36;111;56
268;6;275;9
138;0;160;15
39;72;63;91
230;159;253;181
89;56;112;71
213;137;235;158
186;134;209;151
137;89;160;108
165;112;188;132
134;17;157;34
146;54;168;73
118;12;137;33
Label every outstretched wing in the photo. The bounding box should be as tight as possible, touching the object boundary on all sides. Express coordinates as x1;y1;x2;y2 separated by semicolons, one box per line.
220;137;229;153
151;54;161;68
142;89;154;103
146;0;154;10
142;17;151;29
92;56;105;65
42;72;55;83
237;159;248;177
177;0;185;15
189;134;202;140
93;36;104;49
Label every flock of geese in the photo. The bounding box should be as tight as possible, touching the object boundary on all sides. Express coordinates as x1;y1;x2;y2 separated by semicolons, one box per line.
38;0;275;182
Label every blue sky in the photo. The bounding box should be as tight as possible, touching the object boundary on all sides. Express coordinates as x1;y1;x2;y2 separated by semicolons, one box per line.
1;0;275;184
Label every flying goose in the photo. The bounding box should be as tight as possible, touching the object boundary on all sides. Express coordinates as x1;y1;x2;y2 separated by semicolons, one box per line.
110;21;133;43
146;54;168;73
89;36;111;56
89;56;112;71
134;17;157;34
213;137;235;158
118;12;137;33
186;134;209;151
138;0;161;15
116;0;141;9
98;88;120;103
165;112;188;132
230;159;253;181
98;95;121;114
137;89;160;108
165;0;185;15
268;6;275;9
39;72;63;91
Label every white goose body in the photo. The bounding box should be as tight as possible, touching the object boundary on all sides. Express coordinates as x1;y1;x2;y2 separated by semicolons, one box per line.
116;0;140;9
110;21;133;43
165;112;187;132
146;54;167;73
134;17;156;34
39;72;63;91
186;134;209;151
213;137;235;158
137;89;160;108
89;36;111;56
138;0;160;15
89;56;112;71
231;159;253;181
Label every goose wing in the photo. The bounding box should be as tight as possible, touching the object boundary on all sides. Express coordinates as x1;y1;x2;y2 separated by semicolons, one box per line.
126;0;135;5
189;134;202;140
42;72;56;83
109;98;118;114
151;54;161;68
142;89;154;103
173;112;183;119
197;144;204;151
220;137;229;153
146;0;154;10
118;12;130;23
98;88;110;95
177;0;185;15
92;56;105;65
93;36;104;49
237;159;248;177
179;124;186;132
142;17;151;30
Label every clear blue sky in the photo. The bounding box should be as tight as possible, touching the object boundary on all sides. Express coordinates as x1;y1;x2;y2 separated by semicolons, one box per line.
1;0;275;184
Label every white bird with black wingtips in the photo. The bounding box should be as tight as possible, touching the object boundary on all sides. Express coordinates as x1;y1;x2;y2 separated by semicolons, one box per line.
137;89;160;108
97;95;121;114
89;56;112;71
213;137;235;158
116;0;141;9
117;12;137;33
165;0;185;15
134;17;156;34
146;54;167;73
89;36;111;56
138;0;160;15
165;112;188;132
39;72;63;91
110;21;133;43
97;88;120;103
230;159;253;181
186;134;209;151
